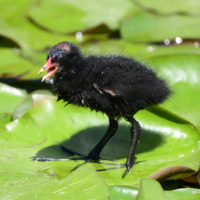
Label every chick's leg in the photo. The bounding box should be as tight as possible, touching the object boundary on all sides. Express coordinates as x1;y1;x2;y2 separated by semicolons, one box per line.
126;117;141;171
87;116;118;160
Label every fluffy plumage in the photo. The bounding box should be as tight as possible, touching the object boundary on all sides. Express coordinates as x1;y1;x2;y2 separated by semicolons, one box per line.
39;41;171;172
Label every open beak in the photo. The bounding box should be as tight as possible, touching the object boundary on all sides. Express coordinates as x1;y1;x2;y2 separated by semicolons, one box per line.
38;57;58;82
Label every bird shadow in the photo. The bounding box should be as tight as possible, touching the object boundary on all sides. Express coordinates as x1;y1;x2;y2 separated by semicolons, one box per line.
34;124;164;161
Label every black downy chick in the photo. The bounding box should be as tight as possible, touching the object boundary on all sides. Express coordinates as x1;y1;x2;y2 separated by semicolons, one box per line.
38;42;171;171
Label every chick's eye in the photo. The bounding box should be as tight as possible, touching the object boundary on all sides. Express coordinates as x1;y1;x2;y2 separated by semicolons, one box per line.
51;55;57;63
53;50;67;62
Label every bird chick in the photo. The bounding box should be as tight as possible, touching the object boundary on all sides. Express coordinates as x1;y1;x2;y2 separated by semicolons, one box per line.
38;42;171;172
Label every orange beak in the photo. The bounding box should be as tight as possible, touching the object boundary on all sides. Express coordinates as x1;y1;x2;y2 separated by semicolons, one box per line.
38;57;58;82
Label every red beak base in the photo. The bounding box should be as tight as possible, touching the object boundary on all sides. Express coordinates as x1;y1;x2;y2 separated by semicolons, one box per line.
38;57;58;82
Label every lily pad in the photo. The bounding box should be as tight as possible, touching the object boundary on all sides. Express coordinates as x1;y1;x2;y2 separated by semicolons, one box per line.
109;185;138;200
28;0;136;33
0;83;27;114
0;159;109;200
136;178;171;200
120;12;200;42
12;90;55;120
135;0;200;15
109;181;200;200
147;53;200;130
0;17;76;50
0;48;42;79
1;97;199;188
0;113;11;130
0;0;76;50
0;0;33;20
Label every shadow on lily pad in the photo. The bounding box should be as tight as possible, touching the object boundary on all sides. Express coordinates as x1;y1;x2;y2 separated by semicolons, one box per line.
34;124;164;160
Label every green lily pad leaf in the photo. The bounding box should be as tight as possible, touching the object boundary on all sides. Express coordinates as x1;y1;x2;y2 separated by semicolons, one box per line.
0;0;34;20
0;83;27;114
109;184;200;200
1;123;109;199
28;0;136;34
120;12;200;42
0;17;75;50
0;48;42;79
109;185;138;200
167;188;200;200
177;149;200;170
147;53;200;130
12;90;55;120
0;113;11;130
49;166;109;200
135;0;200;15
1;97;199;187
136;178;171;200
0;0;76;50
12;95;33;120
0;158;109;200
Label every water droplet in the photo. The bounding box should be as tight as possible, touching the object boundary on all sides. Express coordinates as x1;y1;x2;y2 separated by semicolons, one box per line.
194;42;199;48
164;39;170;46
175;37;183;44
75;32;83;42
147;46;154;52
